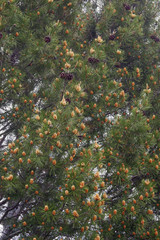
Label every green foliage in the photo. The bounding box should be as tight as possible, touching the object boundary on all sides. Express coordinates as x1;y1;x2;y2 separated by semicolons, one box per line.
0;0;160;240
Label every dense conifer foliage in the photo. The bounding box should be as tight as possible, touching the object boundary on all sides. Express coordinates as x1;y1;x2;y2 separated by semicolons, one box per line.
0;0;160;239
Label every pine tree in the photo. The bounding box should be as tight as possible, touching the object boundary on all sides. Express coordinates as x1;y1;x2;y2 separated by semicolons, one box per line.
0;0;160;240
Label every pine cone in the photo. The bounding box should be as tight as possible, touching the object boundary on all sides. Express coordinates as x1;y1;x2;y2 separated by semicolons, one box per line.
109;34;116;40
44;36;51;43
150;35;156;40
60;72;73;80
115;62;121;68
123;3;131;10
150;35;160;42
88;57;99;64
66;98;71;104
66;73;73;80
154;37;160;42
60;72;66;79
